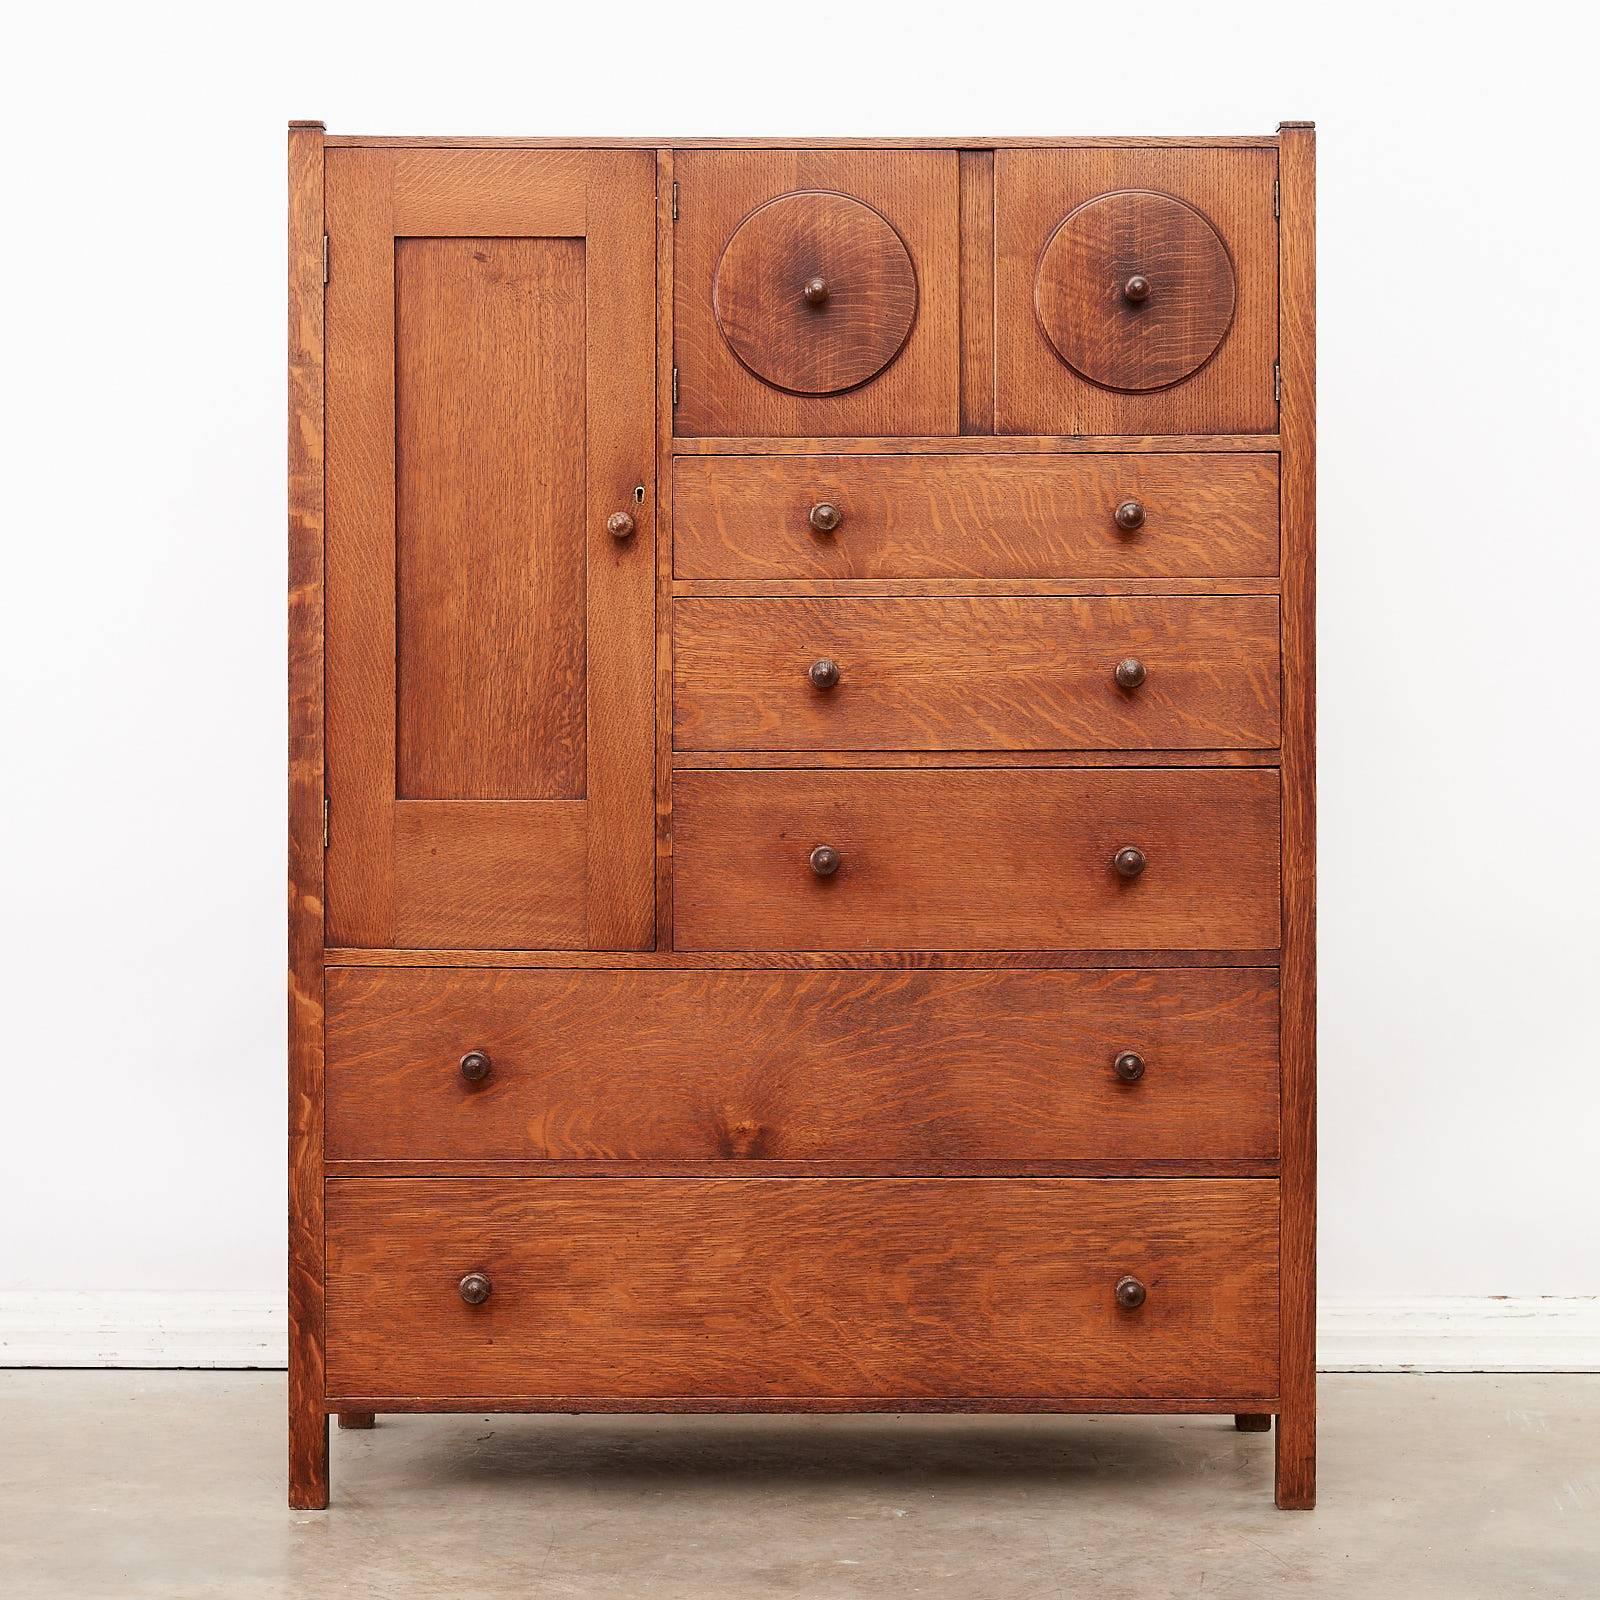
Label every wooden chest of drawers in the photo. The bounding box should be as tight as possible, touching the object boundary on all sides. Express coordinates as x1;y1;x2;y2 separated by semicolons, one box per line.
288;123;1316;1510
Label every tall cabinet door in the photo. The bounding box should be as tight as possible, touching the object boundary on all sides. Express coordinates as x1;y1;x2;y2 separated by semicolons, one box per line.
325;150;656;950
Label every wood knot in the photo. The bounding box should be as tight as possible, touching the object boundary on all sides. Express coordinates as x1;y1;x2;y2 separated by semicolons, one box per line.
717;1115;770;1160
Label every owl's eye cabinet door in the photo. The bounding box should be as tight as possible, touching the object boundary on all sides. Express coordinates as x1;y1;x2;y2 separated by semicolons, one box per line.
673;151;960;438
997;147;1278;436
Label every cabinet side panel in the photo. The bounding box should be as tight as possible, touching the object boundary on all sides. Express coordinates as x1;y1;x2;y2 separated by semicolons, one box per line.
287;119;329;1511
1275;122;1316;1511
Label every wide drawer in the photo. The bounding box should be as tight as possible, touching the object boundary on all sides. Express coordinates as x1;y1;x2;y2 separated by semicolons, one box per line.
674;596;1280;751
325;967;1279;1162
673;768;1280;951
673;453;1279;579
324;1178;1280;1399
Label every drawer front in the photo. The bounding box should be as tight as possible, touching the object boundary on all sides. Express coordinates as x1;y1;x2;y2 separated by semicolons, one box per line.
673;453;1279;579
673;152;959;438
326;967;1279;1162
674;596;1280;751
325;1178;1280;1399
673;768;1280;951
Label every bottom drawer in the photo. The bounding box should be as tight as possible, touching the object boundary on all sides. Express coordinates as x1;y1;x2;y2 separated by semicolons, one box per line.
325;1179;1279;1400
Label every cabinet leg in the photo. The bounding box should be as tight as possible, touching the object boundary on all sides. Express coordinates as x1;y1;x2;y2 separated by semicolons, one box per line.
1274;1399;1316;1509
289;1404;329;1510
337;1412;376;1430
1234;1413;1272;1432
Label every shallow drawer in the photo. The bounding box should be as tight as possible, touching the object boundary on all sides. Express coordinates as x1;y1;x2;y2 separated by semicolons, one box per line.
325;967;1279;1163
673;596;1279;751
324;1178;1279;1399
672;453;1279;579
673;768;1280;951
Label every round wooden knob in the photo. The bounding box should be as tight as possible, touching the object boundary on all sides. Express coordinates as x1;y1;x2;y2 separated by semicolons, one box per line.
1114;500;1146;532
459;1050;492;1084
1123;274;1152;304
808;658;841;690
607;510;636;540
802;276;830;306
1112;845;1147;879
1114;1274;1147;1309
808;502;842;533
458;1272;492;1306
810;844;841;877
1114;658;1147;690
1113;1050;1146;1083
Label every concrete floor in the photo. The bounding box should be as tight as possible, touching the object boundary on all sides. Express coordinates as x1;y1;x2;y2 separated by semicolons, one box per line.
1;1374;1595;1598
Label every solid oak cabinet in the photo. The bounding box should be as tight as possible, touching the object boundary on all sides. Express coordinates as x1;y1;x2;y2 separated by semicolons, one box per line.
289;125;1316;1511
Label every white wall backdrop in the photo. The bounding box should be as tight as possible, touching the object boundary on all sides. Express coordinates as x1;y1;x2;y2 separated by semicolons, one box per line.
3;1;1596;1311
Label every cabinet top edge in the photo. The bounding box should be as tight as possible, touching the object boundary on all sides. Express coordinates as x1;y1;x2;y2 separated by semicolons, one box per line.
314;134;1286;150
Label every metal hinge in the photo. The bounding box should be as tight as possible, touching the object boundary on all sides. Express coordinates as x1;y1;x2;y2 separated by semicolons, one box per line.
1273;361;1281;405
672;365;679;408
1273;179;1279;220
671;181;679;222
321;234;329;285
323;794;330;849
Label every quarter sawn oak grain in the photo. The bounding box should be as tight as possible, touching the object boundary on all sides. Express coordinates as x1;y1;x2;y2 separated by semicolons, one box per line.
672;595;1280;751
673;452;1280;579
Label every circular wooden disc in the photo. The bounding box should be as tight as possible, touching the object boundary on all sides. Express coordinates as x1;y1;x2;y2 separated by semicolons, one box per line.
713;191;917;396
1034;189;1235;392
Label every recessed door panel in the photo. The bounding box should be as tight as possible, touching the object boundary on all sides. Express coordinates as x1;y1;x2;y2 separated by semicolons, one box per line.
326;150;655;950
395;237;588;801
